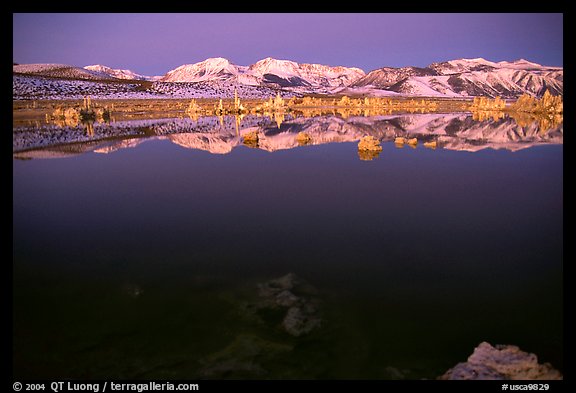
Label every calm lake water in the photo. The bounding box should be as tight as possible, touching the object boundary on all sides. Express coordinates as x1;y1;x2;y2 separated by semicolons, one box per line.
13;113;563;379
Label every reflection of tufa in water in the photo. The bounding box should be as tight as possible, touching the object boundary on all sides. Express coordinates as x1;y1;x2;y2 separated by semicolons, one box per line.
295;131;312;146
242;129;260;148
358;149;381;161
423;140;437;149
15;112;563;159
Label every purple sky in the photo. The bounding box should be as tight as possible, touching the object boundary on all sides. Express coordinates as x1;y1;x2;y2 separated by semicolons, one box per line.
13;13;563;76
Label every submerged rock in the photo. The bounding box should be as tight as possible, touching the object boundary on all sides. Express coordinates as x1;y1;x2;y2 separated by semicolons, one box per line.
439;342;563;380
282;305;322;337
246;273;323;337
198;274;327;378
121;282;144;299
383;366;410;380
199;334;292;378
275;290;300;307
257;272;317;298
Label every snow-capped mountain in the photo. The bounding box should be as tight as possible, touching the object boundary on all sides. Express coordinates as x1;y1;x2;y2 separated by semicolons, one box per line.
161;57;246;83
247;58;312;87
249;57;365;88
84;65;160;81
351;66;434;89
13;57;562;99
351;58;562;98
429;58;552;74
160;57;365;89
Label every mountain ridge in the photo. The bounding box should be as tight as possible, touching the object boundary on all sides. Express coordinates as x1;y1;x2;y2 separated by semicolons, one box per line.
84;64;162;81
350;58;562;98
160;56;366;89
13;57;563;99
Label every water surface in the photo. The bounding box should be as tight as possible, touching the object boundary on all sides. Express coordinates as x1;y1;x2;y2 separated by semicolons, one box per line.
13;113;563;379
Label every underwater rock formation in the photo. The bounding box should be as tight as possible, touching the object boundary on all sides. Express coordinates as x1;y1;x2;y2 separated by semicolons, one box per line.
199;334;292;378
247;273;323;337
198;273;324;378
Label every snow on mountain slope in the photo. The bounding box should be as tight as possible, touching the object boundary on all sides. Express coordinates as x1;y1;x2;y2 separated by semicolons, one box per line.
13;75;144;100
350;58;562;98
300;62;365;84
249;57;302;78
444;68;563;97
161;57;365;89
495;59;561;71
13;58;562;99
13;63;115;81
248;57;311;87
248;57;365;88
14;63;72;73
428;58;499;74
388;76;461;97
352;66;436;89
84;64;159;81
161;57;245;82
427;58;559;75
13;74;298;100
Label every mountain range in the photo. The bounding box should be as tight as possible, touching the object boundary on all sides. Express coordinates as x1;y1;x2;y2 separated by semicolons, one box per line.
13;57;563;99
159;57;365;88
348;58;562;98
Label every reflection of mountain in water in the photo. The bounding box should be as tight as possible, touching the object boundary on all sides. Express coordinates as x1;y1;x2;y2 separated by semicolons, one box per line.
13;113;563;159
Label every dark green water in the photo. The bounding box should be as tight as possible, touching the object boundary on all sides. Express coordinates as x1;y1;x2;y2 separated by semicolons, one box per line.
13;117;563;379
